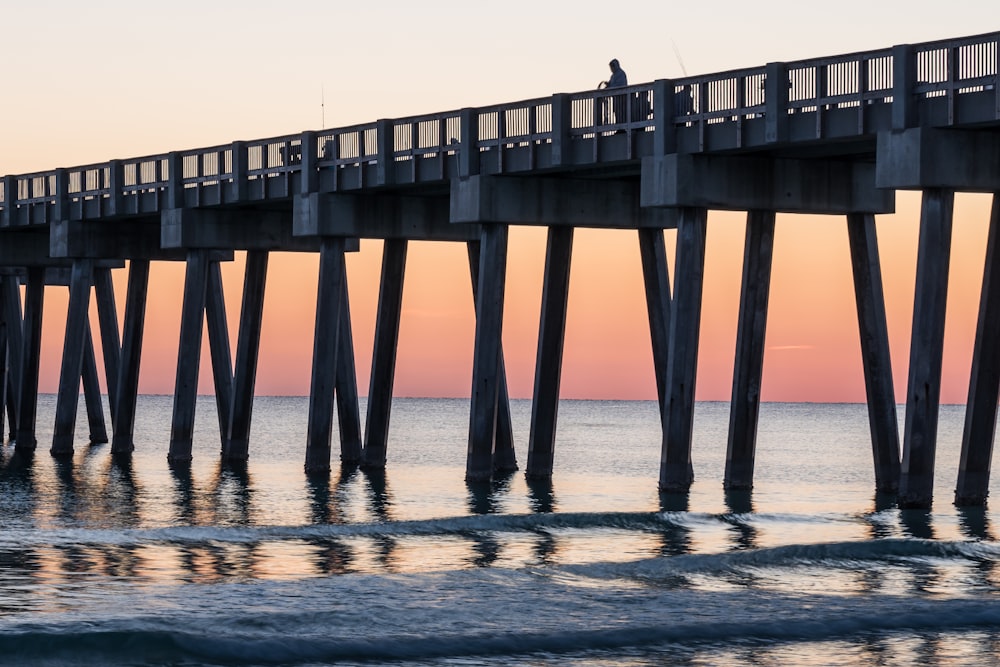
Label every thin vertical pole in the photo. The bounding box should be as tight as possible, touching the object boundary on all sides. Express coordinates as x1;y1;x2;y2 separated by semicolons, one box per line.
362;239;408;468
305;237;346;473
205;261;233;450
168;251;210;463
724;210;775;490
659;207;707;492
467;224;509;481
526;226;574;478
112;259;149;454
225;250;269;461
899;189;954;509
15;267;45;452
467;240;516;472
638;227;672;420
335;266;363;463
955;194;1000;506
52;259;94;455
847;212;901;494
81;323;108;444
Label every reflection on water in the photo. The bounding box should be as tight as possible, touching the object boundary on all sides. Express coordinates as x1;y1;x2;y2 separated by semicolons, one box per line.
1;434;998;603
2;399;1000;666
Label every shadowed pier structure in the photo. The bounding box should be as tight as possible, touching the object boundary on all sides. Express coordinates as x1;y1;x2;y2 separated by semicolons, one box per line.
1;32;999;507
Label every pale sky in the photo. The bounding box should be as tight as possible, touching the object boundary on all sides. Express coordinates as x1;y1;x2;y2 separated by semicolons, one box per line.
1;3;997;402
2;1;994;173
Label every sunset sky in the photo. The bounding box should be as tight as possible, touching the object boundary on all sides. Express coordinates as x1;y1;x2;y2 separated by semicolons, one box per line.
1;2;995;403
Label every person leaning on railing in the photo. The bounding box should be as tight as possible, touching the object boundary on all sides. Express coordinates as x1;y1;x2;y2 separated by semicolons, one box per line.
598;59;628;128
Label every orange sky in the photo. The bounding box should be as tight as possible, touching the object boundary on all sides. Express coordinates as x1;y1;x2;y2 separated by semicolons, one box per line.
29;191;994;404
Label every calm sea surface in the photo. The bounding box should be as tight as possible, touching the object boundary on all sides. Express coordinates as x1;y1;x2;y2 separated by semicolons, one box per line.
1;396;999;666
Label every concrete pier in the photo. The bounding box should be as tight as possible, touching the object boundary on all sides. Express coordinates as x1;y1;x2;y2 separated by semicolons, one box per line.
51;259;94;456
0;30;996;503
467;223;508;481
168;251;211;463
362;238;408;469
899;189;954;508
205;261;234;450
305;237;347;473
638;227;672;419
955;195;1000;506
15;268;45;452
846;213;901;494
111;260;150;455
659;208;707;492
724;211;775;490
467;241;516;473
526;226;573;479
224;250;269;462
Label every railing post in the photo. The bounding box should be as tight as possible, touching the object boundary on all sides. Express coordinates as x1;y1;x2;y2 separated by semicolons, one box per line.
460;107;480;178
232;140;248;201
995;36;1000;120
167;152;184;208
551;93;572;167
765;62;789;143
299;131;317;195
376;118;394;187
1;175;14;227
108;159;124;217
652;79;676;155
892;44;917;130
54;168;69;222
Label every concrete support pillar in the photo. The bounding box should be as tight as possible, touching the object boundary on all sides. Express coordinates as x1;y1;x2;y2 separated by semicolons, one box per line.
94;267;120;423
847;212;901;493
111;259;149;454
81;324;108;444
335;269;363;463
467;224;509;481
724;210;775;490
526;226;574;478
224;250;269;462
362;238;408;468
659;208;707;492
169;250;210;463
0;309;7;442
305;237;346;473
955;194;1000;506
52;259;94;455
205;261;233;451
638;227;673;419
467;240;516;473
899;189;955;508
15;267;45;452
1;277;23;439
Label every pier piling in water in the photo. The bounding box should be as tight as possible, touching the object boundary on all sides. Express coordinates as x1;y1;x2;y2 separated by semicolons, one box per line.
956;194;1000;506
725;210;775;491
846;212;901;494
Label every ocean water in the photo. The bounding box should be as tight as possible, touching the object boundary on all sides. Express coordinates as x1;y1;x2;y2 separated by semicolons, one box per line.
2;396;1000;666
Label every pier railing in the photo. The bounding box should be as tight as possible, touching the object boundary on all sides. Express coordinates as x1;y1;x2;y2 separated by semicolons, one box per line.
2;31;998;226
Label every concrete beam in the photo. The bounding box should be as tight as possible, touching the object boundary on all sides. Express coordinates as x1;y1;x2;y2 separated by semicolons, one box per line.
295;193;480;241
52;219;185;260
450;175;679;228
162;208;331;252
876;128;1000;191
641;155;894;214
0;231;62;266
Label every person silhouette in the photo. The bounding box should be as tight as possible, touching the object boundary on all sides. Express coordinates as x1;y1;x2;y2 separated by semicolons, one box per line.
602;59;628;127
607;58;628;89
